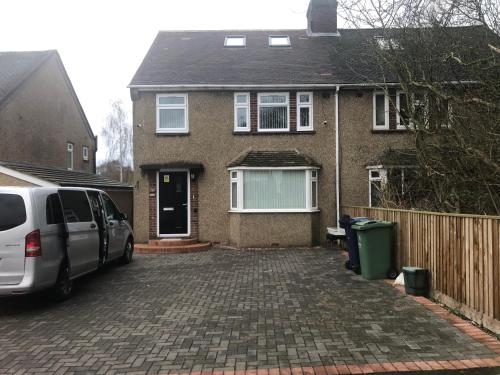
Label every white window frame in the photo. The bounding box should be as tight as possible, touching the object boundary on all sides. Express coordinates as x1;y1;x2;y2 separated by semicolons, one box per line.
269;35;291;47
230;170;243;210
368;167;387;207
257;92;290;132
224;35;246;48
67;143;74;171
83;146;89;161
310;170;318;209
297;92;314;131
396;91;408;130
228;167;319;213
373;92;390;130
234;93;250;132
156;93;189;134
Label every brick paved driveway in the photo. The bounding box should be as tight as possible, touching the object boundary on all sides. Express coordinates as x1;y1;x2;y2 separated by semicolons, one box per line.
0;249;497;374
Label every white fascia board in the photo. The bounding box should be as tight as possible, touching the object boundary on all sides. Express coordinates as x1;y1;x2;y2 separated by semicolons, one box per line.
129;81;479;91
0;166;59;187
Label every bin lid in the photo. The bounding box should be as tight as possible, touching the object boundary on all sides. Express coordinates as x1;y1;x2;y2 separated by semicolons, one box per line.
352;217;370;224
351;220;394;230
403;266;427;272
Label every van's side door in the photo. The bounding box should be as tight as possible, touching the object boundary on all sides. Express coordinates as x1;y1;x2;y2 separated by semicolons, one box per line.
101;193;127;259
58;190;100;277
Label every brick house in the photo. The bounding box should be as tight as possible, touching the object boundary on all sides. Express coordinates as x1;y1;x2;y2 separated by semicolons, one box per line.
130;0;418;248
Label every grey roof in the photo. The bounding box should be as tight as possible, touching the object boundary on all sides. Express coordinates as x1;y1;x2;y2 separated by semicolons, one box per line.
0;161;131;189
228;149;321;168
130;26;491;87
0;50;54;106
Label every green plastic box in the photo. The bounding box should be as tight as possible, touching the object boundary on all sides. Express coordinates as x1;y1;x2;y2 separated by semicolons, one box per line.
403;267;429;296
351;220;394;280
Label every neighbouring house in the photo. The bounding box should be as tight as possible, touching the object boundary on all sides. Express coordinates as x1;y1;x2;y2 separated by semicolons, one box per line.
129;0;428;247
0;50;97;172
0;50;133;219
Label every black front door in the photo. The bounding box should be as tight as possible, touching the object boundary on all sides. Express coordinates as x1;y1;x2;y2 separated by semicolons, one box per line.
158;171;189;235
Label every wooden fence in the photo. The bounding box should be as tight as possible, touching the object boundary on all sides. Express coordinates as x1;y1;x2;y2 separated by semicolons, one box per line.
342;206;500;334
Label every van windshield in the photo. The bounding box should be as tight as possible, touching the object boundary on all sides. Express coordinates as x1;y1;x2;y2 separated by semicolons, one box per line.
0;194;27;232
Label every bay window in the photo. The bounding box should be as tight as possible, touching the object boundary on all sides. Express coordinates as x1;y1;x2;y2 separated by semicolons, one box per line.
258;93;289;132
156;94;188;133
229;168;319;212
297;92;313;131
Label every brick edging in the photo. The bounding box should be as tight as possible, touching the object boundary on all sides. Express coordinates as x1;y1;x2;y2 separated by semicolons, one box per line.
162;358;500;375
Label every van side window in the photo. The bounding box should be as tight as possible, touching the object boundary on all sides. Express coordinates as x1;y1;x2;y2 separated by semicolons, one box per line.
46;194;64;225
0;194;26;231
102;194;121;221
58;190;93;223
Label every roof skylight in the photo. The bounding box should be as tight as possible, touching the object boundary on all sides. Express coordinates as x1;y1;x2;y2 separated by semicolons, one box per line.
225;36;246;48
269;35;291;47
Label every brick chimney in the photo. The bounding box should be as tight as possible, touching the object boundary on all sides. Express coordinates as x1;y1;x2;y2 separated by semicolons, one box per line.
307;0;339;36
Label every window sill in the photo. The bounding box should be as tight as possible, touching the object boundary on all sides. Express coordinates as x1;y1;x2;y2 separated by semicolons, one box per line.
156;132;190;137
371;129;408;134
233;131;316;136
229;209;320;214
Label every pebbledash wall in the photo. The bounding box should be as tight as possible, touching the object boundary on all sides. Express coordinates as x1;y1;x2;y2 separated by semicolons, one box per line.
340;89;414;207
0;53;96;172
133;89;414;247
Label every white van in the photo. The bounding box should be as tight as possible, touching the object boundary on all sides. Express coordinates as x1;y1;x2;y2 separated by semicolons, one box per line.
0;187;134;299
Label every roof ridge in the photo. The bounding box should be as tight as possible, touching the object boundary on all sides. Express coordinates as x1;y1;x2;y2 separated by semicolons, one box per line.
158;29;306;33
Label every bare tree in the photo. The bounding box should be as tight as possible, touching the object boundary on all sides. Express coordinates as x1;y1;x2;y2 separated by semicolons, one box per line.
339;0;500;215
101;101;133;183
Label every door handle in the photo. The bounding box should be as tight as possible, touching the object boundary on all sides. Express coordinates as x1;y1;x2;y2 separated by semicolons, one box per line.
181;204;188;207
90;224;97;229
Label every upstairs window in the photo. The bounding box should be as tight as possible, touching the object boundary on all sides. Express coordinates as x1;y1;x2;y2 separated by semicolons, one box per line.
396;91;410;130
234;93;250;131
156;94;188;133
269;35;291;47
225;36;246;48
83;146;89;161
67;143;74;170
258;93;289;132
373;92;389;130
297;92;314;131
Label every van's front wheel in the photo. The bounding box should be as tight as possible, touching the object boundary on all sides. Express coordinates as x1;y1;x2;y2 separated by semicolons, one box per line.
52;261;73;301
121;238;134;264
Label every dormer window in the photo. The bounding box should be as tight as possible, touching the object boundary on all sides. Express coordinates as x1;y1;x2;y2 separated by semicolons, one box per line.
225;36;246;48
269;36;291;47
374;36;400;50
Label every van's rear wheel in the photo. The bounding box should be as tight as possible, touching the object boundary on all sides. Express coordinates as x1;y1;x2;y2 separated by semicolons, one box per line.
121;238;134;264
52;261;73;301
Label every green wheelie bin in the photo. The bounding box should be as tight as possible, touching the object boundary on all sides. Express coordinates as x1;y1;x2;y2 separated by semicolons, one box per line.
351;220;395;280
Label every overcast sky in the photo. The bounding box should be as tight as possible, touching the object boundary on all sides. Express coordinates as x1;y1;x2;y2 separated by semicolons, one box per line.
1;0;336;163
